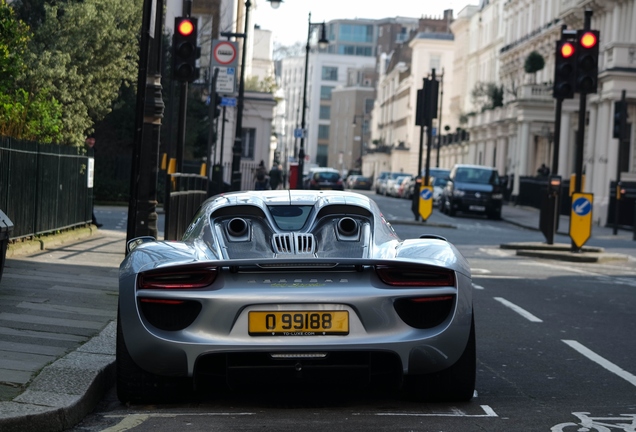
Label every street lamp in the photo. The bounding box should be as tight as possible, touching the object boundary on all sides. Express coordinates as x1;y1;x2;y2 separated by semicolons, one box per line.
230;0;282;191
297;13;329;189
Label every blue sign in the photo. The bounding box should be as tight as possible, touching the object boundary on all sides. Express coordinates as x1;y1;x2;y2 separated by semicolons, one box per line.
226;67;235;75
221;97;236;107
294;128;304;138
420;188;433;200
572;196;592;216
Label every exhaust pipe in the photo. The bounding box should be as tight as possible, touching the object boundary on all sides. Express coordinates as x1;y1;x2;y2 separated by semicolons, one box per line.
337;217;358;237
227;218;248;237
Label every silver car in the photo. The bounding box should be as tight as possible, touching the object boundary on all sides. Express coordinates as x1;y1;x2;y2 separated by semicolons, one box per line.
117;190;475;403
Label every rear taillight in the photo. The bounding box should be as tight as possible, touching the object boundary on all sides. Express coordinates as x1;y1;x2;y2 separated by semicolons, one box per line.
376;266;455;287
138;267;218;289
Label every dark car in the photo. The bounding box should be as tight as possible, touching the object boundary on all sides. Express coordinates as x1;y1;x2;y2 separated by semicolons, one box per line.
439;164;503;219
347;175;372;190
306;168;344;190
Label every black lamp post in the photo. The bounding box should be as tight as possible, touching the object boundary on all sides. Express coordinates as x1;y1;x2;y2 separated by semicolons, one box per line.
298;13;328;189
230;0;282;192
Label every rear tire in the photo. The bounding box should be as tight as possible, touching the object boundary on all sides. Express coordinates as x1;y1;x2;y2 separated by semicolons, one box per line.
405;314;476;402
116;310;192;404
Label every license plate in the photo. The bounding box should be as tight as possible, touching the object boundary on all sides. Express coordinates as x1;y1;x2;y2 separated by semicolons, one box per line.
469;205;486;211
249;311;349;336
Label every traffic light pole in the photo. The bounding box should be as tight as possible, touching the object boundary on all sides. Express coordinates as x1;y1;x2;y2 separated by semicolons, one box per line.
614;90;627;235
571;10;593;252
126;0;165;246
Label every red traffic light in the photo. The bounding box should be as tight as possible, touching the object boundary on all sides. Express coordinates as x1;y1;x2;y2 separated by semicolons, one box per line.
560;42;575;58
177;19;194;37
580;31;597;49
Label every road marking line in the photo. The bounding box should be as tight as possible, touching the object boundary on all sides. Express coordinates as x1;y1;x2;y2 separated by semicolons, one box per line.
493;297;543;322
472;284;485;290
562;340;636;388
366;405;498;418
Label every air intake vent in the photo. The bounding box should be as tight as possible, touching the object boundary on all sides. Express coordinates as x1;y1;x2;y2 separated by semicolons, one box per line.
272;233;316;255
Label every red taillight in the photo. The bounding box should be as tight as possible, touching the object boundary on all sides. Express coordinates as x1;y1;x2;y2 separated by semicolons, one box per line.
138;298;186;305
138;267;218;289
376;265;455;287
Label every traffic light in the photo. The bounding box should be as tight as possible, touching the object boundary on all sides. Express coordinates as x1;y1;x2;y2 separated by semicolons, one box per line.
613;99;628;139
575;30;599;94
173;17;199;82
553;40;576;99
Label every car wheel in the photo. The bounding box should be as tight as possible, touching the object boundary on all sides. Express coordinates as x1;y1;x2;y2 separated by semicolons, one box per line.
116;310;192;404
448;202;456;217
405;313;476;402
487;209;502;220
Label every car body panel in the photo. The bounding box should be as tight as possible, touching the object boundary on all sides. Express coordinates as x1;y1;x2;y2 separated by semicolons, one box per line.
118;190;474;394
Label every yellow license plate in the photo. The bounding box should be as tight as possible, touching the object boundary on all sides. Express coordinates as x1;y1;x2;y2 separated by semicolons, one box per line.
248;311;349;336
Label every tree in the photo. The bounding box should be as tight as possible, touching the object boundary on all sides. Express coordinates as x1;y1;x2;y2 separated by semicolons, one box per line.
471;82;504;112
273;41;304;61
524;51;545;83
14;0;143;146
0;0;63;142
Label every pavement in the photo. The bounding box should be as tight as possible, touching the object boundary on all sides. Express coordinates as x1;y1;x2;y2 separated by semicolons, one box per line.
0;203;634;432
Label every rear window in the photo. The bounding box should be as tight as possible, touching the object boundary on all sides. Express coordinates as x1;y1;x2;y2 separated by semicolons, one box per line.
268;205;313;230
315;171;340;181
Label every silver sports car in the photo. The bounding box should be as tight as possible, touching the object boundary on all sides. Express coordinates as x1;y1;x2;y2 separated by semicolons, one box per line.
117;190;475;403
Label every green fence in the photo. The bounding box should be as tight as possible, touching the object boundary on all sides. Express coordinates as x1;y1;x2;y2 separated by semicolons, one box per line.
0;136;92;239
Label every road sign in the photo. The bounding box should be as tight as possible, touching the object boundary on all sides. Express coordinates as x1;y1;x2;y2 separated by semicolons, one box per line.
220;97;236;107
215;67;236;94
211;40;238;68
419;185;433;221
569;192;593;248
294;128;305;138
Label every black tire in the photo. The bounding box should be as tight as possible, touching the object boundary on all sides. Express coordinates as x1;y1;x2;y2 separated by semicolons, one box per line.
116;310;192;404
448;202;456;217
405;314;476;402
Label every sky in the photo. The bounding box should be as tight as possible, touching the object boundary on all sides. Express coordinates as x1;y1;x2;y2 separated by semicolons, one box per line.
251;0;480;46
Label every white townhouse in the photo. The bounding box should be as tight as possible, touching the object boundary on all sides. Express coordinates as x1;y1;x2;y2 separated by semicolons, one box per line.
457;0;636;227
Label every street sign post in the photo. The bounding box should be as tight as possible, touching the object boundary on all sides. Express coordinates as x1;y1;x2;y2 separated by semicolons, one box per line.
418;186;434;221
569;192;593;248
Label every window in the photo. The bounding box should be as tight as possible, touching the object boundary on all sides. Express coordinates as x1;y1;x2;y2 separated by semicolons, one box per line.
337;46;373;56
241;128;255;159
320;86;334;100
318;125;330;140
364;98;374;114
430;55;441;71
322;66;338;81
319;105;331;120
338;24;373;43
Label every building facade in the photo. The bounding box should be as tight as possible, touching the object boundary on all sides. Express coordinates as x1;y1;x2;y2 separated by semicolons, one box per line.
453;0;636;226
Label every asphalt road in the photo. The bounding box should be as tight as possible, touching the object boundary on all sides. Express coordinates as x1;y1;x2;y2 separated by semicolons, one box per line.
71;195;636;432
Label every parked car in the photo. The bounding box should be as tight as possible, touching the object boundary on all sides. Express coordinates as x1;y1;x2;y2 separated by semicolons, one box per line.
431;176;450;205
391;175;413;198
347;175;372;190
380;172;407;196
304;168;344;190
439;164;503;219
117;190;476;403
373;171;392;194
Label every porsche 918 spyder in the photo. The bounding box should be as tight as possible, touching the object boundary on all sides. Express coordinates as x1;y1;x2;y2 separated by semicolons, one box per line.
117;190;475;403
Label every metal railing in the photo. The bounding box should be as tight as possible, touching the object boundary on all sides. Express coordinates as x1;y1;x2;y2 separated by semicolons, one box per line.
0;137;92;239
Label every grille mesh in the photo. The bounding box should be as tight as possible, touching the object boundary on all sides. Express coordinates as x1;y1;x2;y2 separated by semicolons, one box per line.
272;233;316;255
